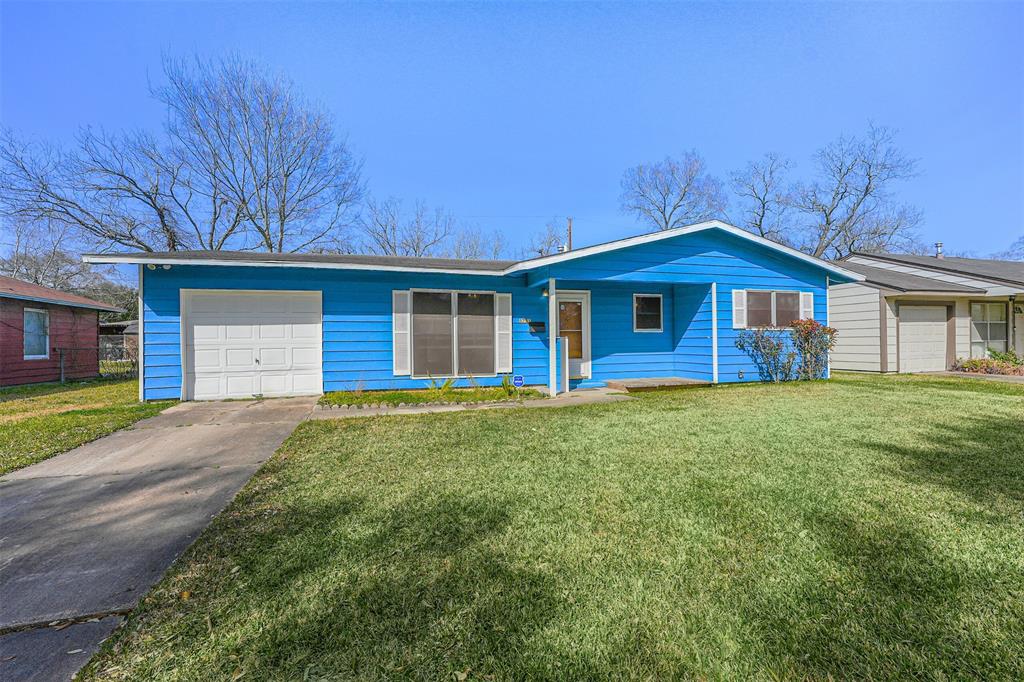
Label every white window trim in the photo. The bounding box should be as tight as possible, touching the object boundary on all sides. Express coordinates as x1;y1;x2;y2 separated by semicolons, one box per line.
409;288;506;379
632;293;664;333
23;307;50;360
742;289;804;329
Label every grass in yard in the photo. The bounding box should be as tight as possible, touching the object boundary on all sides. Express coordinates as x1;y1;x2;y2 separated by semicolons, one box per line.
320;386;544;407
0;379;172;475
82;373;1024;680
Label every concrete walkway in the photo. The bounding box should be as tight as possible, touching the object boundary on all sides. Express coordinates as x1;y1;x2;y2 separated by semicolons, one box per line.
307;386;633;420
927;371;1024;385
0;397;317;682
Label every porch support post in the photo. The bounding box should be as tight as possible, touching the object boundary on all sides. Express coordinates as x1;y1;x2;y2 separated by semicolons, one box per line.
548;278;557;396
711;282;719;384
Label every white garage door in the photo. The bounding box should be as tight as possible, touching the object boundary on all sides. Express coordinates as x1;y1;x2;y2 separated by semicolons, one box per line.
899;305;947;373
183;291;322;400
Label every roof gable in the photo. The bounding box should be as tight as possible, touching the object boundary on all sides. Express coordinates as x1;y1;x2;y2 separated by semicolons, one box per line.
509;221;864;282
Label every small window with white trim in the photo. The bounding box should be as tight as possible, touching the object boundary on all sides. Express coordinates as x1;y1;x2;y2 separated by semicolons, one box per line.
633;294;663;332
23;308;50;359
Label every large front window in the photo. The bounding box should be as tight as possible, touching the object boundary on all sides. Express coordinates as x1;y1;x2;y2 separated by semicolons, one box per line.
971;302;1007;357
412;291;495;377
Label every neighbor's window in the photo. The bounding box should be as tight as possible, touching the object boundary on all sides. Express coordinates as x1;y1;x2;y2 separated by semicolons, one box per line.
23;308;50;359
746;291;800;328
971;302;1007;357
633;294;663;332
412;291;496;377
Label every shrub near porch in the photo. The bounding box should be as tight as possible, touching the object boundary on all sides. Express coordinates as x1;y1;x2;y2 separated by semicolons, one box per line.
82;373;1024;680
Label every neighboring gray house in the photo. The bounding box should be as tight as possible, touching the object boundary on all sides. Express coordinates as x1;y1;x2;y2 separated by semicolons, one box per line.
829;247;1023;373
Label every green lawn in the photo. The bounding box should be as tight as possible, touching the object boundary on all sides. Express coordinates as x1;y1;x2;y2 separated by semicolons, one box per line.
82;373;1024;680
0;379;172;475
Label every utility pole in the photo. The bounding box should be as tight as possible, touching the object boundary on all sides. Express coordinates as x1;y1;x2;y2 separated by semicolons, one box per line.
566;216;573;251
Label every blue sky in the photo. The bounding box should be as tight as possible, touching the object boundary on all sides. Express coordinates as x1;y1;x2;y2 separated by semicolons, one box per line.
2;1;1022;256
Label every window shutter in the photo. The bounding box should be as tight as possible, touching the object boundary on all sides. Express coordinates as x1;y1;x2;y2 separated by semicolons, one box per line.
392;290;411;375
495;293;513;373
800;292;814;321
732;289;747;328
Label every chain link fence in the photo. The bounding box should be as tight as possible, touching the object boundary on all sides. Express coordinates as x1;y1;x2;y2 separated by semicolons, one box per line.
56;339;138;383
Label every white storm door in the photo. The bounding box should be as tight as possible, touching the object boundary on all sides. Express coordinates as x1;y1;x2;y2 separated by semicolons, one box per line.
184;291;322;400
899;305;947;373
556;291;591;379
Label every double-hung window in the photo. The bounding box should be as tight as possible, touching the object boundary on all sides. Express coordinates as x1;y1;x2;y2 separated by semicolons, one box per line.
24;308;50;360
410;291;497;377
733;290;811;328
970;302;1007;357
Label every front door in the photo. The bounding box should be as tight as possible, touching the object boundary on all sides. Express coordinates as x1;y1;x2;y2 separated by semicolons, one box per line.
557;292;591;378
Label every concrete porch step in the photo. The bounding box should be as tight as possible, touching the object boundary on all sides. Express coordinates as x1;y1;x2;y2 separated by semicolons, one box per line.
605;377;713;392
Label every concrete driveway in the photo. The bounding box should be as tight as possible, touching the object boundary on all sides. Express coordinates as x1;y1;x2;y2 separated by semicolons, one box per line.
0;397;316;682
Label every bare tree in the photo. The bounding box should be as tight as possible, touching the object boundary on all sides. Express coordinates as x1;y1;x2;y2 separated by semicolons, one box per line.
0;219;98;289
448;225;508;260
519;220;566;258
357;197;455;257
730;153;793;244
0;55;362;254
789;125;921;258
995;236;1024;261
157;56;362;252
620;151;726;231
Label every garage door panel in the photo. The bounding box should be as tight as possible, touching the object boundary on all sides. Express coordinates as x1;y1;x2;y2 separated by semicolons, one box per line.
184;291;322;400
899;305;948;373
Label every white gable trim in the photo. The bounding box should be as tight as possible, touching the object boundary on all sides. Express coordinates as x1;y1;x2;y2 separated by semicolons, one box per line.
502;221;865;281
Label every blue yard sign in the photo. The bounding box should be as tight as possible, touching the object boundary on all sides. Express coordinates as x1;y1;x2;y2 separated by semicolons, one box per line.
512;375;525;388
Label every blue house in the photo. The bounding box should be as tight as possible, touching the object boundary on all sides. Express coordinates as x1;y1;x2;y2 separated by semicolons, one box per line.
85;221;863;401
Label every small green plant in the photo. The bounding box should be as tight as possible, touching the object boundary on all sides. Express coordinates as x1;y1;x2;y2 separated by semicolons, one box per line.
426;377;456;401
988;348;1023;366
499;374;518;398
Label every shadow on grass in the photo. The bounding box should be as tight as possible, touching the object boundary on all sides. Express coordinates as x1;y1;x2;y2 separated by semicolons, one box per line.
190;491;564;680
741;504;1022;678
864;412;1024;505
737;410;1024;678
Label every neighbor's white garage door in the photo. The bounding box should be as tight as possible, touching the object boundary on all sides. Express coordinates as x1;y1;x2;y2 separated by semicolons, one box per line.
899;305;947;373
183;291;322;400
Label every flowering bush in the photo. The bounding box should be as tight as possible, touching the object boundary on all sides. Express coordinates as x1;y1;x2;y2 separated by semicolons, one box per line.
791;319;837;380
735;319;838;382
951;358;1024;376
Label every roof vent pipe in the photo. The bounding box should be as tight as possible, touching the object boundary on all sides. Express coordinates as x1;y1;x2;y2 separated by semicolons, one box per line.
934;242;944;259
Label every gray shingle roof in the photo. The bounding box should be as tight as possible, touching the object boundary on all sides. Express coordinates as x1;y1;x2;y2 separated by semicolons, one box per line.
835;261;986;293
848;252;1024;287
109;250;517;272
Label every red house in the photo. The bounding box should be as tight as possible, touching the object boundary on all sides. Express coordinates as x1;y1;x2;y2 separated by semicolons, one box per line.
0;275;122;387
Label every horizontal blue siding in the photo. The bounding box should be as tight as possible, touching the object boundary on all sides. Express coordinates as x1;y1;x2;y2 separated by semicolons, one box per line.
139;227;835;400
